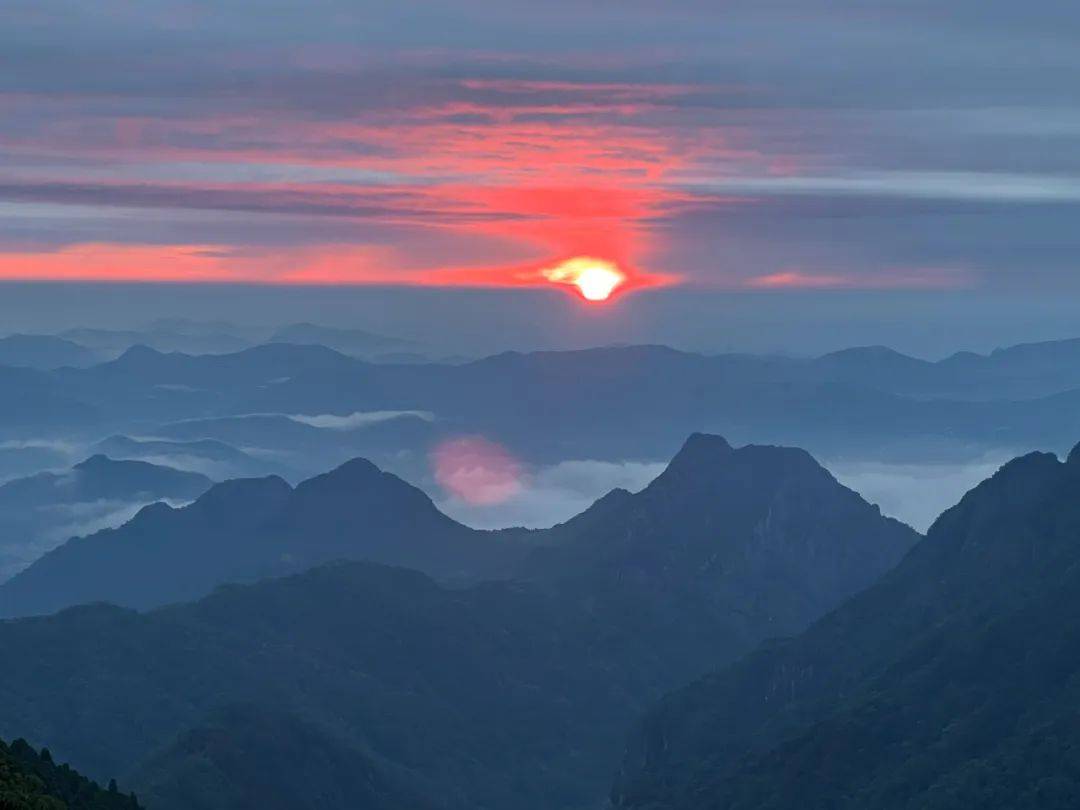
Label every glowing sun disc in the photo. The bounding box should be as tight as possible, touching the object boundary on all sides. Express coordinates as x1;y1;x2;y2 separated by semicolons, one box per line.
542;257;626;301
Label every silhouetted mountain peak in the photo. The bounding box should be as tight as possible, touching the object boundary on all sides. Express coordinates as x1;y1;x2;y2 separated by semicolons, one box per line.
594;486;634;506
241;341;352;363
823;344;919;362
0;454;213;523
116;343;166;363
303;456;385;487
73;454;207;480
73;453;114;471
549;486;636;535
923;450;1067;566
285;457;447;527
134;500;176;522
937;450;1061;524
99;343;177;376
523;434;916;630
653;434;831;497
991;449;1061;479
661;432;733;476
292;457;427;504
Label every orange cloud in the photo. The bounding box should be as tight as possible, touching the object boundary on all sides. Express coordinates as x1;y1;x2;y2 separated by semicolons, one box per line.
746;271;850;289
0;242;678;294
0;244;391;285
0;77;773;289
746;267;973;290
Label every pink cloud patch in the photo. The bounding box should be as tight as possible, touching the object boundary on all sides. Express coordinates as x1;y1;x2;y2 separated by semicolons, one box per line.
430;436;525;505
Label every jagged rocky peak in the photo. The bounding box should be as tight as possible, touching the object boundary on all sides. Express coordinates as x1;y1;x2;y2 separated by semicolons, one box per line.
648;433;836;502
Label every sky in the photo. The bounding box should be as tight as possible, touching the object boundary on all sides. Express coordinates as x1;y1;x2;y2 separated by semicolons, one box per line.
2;1;1080;352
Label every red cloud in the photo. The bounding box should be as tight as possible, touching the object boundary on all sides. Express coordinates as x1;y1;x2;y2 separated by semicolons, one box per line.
0;76;771;289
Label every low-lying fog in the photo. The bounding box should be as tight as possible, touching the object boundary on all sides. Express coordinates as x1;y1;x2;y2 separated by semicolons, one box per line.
436;460;666;530
437;455;1013;534
827;455;1011;533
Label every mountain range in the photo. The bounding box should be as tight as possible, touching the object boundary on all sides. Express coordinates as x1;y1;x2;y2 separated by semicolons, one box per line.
269;322;417;360
91;435;287;481
9;330;1080;809
0;320;421;365
0;334;102;370
11;336;1080;468
613;442;1080;810
0;455;212;581
0;456;510;617
151;411;436;479
0;435;915;809
60;326;251;357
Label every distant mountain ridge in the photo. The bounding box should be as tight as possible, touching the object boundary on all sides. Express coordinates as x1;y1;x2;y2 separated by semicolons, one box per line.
0;455;213;582
0;334;101;369
151;411;437;480
92;435;288;480
61;326;251;356
270;322;414;358
0;456;520;616
36;336;1080;462
14;335;1080;451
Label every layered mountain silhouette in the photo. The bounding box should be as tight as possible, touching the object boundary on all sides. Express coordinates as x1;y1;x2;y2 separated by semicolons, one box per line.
0;333;101;369
0;456;212;581
38;337;1080;465
0;435;916;625
60;325;251;356
0;457;519;616
152;411;437;479
0;435;916;809
92;435;289;480
270;322;414;358
613;443;1080;810
0;455;212;507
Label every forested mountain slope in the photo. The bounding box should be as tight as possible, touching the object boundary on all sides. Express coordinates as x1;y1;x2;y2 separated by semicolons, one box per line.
614;444;1080;810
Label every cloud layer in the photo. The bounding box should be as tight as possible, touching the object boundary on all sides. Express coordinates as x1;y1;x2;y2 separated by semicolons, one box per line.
2;1;1079;295
437;459;666;529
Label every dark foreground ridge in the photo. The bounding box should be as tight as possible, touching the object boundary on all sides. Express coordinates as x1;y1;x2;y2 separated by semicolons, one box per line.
614;443;1080;810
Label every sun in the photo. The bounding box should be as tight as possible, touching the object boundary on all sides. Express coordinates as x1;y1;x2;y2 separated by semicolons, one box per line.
542;257;626;301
